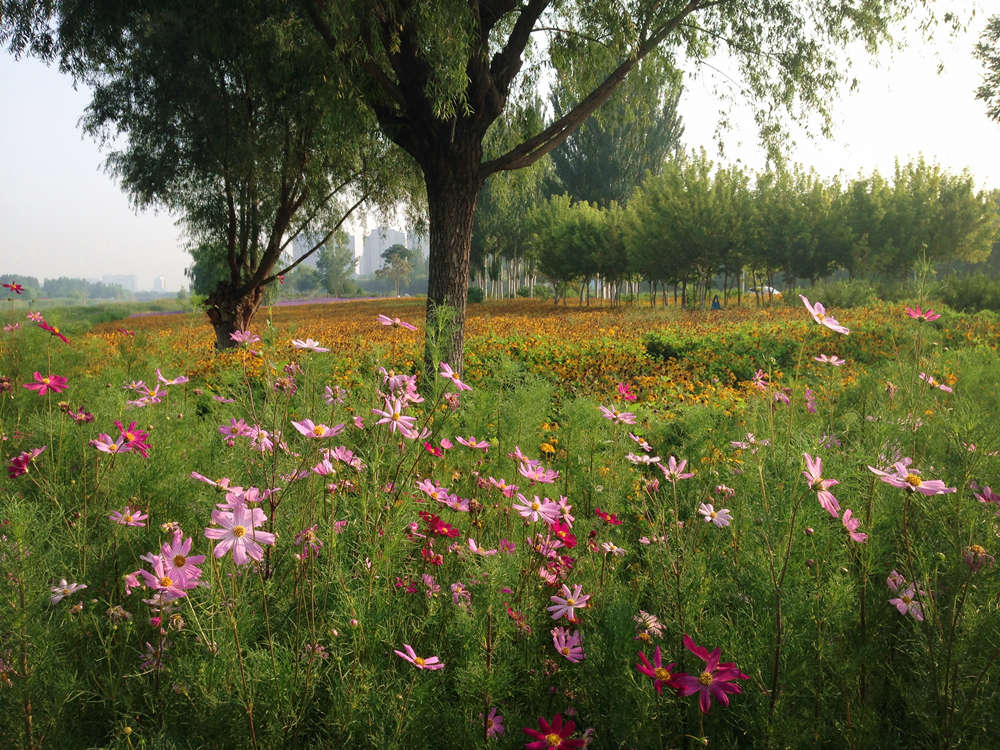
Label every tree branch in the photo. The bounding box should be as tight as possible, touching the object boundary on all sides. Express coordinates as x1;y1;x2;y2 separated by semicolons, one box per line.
262;193;369;284
490;0;551;98
481;0;708;177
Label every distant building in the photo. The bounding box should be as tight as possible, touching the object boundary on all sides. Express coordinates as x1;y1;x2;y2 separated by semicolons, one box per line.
102;274;137;292
152;276;166;292
360;226;406;276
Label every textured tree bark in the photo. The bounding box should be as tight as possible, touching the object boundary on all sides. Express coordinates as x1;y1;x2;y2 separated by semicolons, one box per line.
206;284;266;350
422;141;483;376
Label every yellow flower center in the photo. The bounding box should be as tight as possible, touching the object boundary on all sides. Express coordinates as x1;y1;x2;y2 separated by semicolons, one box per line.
545;733;562;748
125;432;136;442
710;510;718;519
414;656;426;667
233;525;246;538
109;443;118;452
173;555;186;567
816;312;825;321
905;474;922;487
901;593;912;604
61;588;71;595
698;670;714;686
531;500;540;511
392;412;401;421
565;598;575;607
560;646;571;656
654;666;672;681
159;576;173;588
313;425;325;436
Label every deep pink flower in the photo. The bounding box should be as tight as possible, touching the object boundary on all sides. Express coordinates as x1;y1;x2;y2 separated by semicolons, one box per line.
8;446;45;478
38;321;69;343
800;295;850;334
2;282;23;294
594;507;622;525
23;371;68;395
673;634;749;713
204;503;276;565
523;714;584;750
905;305;941;322
115;421;151;458
636;645;678;694
617;381;638;402
393;643;444;670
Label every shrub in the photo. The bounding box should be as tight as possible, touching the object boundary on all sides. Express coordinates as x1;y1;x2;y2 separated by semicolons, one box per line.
466;286;485;303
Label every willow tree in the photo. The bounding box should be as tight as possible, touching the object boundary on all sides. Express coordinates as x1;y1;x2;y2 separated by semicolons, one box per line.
305;0;955;372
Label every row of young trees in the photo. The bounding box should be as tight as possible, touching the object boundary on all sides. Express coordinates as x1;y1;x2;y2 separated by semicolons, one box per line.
507;155;1000;306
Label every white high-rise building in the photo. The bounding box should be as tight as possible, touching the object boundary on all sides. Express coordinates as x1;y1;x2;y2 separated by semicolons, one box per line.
360;226;406;276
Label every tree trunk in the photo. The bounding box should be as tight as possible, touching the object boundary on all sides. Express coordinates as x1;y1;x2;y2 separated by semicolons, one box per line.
423;142;482;376
206;283;266;350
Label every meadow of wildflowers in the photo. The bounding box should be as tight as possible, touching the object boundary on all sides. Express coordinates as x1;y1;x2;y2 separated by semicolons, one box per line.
1;295;999;748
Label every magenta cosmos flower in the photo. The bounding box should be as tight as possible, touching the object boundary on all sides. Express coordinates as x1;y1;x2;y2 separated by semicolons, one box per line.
636;646;679;694
23;372;68;395
376;313;418;331
290;338;330;352
204;504;276;565
8;446;45;478
905;305;941;322
802;453;841;518
483;707;504;739
800;295;850;335
673;634;749;713
547;583;590;622
867;461;956;495
522;714;585;750
393;643;444;670
116;420;151;458
551;627;585;663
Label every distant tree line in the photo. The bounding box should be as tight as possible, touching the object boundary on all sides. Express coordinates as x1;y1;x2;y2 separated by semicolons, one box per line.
477;153;1000;306
0;274;132;301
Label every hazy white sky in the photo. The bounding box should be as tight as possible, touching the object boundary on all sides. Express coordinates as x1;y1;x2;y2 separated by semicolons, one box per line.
2;4;998;290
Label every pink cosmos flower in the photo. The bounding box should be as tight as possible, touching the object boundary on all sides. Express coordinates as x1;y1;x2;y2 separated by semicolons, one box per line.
813;354;846;366
905;305;941;322
629;433;653;452
393;643;444;670
376;314;418;331
159;531;206;585
599;404;636;424
229;329;260;345
114;421;151;458
626;452;661;465
800;295;850;334
110;507;148;527
8;446;45;478
890;586;925;621
523;714;584;750
867;461;956;495
23;372;68;395
752;369;769;391
467;538;498;556
372;397;418;438
919;372;953;393
204;503;276;565
487;476;519;497
26;311;44;323
887;569;906;591
617;381;638;402
155;369;189;386
291;418;345;439
841;509;868;543
659;455;694;483
975;486;1000;506
290;338;330;352
439;362;472;391
483;707;504;739
547;583;590;622
552;627;585;662
698;503;732;527
804;387;817;414
137;549;196;601
50;579;87;605
513;494;561;524
455;435;489;450
519;460;560;484
672;634;749;713
802;453;841;517
3;322;21;331
636;646;678;694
